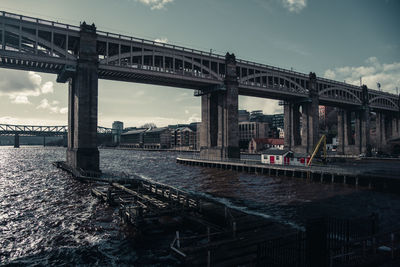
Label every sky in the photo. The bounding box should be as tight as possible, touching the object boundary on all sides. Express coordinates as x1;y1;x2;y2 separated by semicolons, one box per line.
0;0;399;128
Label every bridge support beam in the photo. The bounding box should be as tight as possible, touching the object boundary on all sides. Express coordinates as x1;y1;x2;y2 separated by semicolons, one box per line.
301;73;319;154
64;23;100;173
392;116;399;138
337;109;345;155
14;133;19;148
284;73;319;154
337;85;371;155
376;112;392;153
376;113;386;152
284;102;301;150
199;53;239;160
359;86;371;155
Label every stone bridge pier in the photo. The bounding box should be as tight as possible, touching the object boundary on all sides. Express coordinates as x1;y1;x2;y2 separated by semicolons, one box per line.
14;133;19;148
337;85;370;155
199;53;240;160
58;23;100;173
375;112;400;152
284;72;319;154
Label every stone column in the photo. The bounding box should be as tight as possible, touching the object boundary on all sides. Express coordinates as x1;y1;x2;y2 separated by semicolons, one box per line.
337;109;345;155
199;52;239;159
300;72;319;154
386;115;393;141
392;117;399;138
354;112;361;151
344;110;352;146
200;93;218;150
222;54;240;158
284;102;301;151
360;85;371;155
284;102;292;150
376;112;387;152
66;22;100;173
14;133;19;148
292;104;301;148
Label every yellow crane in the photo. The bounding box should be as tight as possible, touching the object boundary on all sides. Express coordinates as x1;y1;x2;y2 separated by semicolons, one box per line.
307;135;327;167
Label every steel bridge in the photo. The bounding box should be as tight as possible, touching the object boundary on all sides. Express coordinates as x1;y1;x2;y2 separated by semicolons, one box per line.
0;123;111;148
0;11;397;111
0;124;112;136
0;11;398;172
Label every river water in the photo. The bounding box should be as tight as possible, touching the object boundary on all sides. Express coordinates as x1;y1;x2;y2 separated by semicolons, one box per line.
1;147;400;265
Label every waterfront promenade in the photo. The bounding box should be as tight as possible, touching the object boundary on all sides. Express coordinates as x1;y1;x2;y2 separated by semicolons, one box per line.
177;156;400;192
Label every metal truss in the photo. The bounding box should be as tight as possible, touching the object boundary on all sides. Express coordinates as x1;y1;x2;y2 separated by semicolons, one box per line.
0;124;111;136
0;11;398;111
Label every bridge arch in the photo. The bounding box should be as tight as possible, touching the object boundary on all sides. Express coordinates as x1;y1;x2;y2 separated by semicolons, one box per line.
5;26;76;60
100;51;222;81
369;96;399;110
239;72;308;94
319;87;362;104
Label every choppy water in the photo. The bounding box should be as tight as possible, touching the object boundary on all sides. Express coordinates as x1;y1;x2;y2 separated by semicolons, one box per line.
1;147;400;265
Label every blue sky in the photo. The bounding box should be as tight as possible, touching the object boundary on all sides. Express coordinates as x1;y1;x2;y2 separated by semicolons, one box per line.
0;0;399;127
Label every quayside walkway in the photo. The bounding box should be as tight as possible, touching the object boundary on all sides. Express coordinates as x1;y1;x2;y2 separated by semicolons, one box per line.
176;157;400;192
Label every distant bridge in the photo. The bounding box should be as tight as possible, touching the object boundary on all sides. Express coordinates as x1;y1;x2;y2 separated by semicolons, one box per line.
0;124;112;136
0;123;112;148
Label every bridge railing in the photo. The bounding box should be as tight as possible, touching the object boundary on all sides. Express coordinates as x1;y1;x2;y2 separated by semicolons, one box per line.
96;30;226;61
1;11;80;32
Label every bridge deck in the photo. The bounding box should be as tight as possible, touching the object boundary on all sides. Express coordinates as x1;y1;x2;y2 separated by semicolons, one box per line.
0;10;398;111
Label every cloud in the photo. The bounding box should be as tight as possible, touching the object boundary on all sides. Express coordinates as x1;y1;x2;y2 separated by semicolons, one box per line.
11;95;30;104
37;98;67;114
280;0;307;13
187;113;200;123
136;0;173;10
324;69;336;79
175;92;190;102
323;57;400;93
41;81;54;94
239;96;283;114
0;70;55;104
154;37;168;43
37;99;50;109
135;90;145;97
0;116;66;126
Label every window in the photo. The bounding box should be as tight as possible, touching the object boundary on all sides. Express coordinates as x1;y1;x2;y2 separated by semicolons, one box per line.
276;156;280;160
